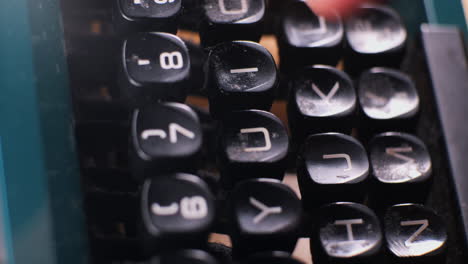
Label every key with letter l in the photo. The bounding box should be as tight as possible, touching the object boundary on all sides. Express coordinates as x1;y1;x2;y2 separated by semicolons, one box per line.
278;1;344;73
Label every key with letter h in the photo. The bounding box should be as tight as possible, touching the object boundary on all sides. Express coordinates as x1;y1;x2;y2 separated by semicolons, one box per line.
311;202;383;264
218;110;289;187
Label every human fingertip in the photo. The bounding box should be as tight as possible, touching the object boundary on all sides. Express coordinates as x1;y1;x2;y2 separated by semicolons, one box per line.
306;0;369;18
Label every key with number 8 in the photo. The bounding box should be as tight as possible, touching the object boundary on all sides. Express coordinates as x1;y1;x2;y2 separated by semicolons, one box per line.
119;32;191;106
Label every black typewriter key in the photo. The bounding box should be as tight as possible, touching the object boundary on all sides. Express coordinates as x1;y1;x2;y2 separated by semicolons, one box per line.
369;132;432;204
207;41;278;117
130;103;202;179
229;179;302;254
344;4;407;75
288;65;357;138
200;0;266;47
278;1;344;72
298;133;369;207
384;204;447;261
141;174;215;249
218;110;289;186
312;202;383;263
119;32;190;106
151;249;219;264
114;0;182;34
245;251;305;264
358;68;419;133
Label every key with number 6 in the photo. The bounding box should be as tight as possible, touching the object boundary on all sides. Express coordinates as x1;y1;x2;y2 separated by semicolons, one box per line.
140;173;216;252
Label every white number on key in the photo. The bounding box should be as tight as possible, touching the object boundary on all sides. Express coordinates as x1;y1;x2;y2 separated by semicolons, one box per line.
160;51;184;69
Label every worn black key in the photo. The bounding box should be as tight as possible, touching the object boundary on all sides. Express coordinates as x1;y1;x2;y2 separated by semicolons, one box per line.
200;0;265;47
298;133;369;207
141;173;216;250
312;202;383;263
369;132;432;204
218;110;289;187
245;251;305;264
119;32;190;106
278;1;344;72
207;41;278;117
344;4;407;75
288;65;357;139
130;103;202;179
384;204;447;261
358;68;419;134
151;249;219;264
229;179;302;255
113;0;182;35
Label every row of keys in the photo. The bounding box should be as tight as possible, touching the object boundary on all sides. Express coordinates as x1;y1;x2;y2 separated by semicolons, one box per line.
140;175;446;261
130;103;290;183
313;202;447;262
119;33;419;130
280;2;406;74
115;1;407;71
289;66;419;139
119;35;279;109
298;132;432;207
140;176;301;254
130;102;431;199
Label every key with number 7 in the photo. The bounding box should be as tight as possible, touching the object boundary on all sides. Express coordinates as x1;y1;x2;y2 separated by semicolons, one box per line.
130;102;202;180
